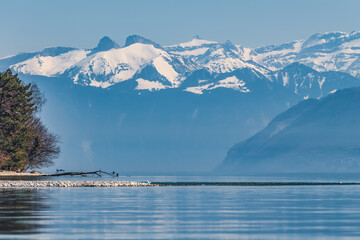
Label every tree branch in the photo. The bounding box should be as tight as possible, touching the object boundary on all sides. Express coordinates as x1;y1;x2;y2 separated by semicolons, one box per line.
49;170;119;177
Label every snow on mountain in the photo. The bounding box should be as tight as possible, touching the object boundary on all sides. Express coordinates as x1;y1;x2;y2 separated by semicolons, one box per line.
3;32;360;95
166;37;254;71
0;54;16;60
271;62;360;99
199;43;250;72
125;35;162;49
5;36;199;89
135;78;167;91
70;43;186;88
251;31;360;77
74;43;160;85
178;38;217;48
167;35;217;49
179;39;269;75
11;49;90;77
249;41;303;70
152;55;180;86
0;47;77;72
171;48;209;56
185;76;250;94
166;35;219;58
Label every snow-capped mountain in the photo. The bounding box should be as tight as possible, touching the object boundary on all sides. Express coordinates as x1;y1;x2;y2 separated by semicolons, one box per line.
165;36;267;75
251;31;360;77
66;43;194;88
8;38;195;89
271;62;360;99
2;31;360;98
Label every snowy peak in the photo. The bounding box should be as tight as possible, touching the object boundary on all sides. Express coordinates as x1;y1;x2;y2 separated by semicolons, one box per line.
166;36;218;51
92;36;119;53
11;49;90;77
252;31;360;76
0;46;77;71
197;44;270;75
3;30;360;96
70;43;190;89
165;36;219;58
302;31;347;49
301;31;360;50
72;43;166;87
125;35;162;49
35;47;78;57
222;40;236;50
178;38;217;48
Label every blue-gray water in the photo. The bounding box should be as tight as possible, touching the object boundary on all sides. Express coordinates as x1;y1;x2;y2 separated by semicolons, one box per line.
1;175;360;239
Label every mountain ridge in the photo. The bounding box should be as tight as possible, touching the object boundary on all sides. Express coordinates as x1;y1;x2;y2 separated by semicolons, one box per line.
217;87;360;173
2;31;360;107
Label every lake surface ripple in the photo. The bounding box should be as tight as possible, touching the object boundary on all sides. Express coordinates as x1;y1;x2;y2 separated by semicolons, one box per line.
1;176;360;239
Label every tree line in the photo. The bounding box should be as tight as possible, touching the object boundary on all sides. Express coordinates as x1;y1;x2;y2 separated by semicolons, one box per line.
0;70;60;171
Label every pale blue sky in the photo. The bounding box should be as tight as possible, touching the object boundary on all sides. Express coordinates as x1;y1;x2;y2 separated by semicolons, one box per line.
1;0;360;57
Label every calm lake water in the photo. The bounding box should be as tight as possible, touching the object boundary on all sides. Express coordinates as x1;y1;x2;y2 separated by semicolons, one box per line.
1;175;360;239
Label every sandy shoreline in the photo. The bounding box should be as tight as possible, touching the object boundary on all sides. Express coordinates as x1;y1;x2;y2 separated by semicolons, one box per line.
0;180;156;187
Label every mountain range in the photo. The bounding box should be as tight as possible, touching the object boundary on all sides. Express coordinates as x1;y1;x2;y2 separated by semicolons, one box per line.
2;31;360;99
2;31;360;172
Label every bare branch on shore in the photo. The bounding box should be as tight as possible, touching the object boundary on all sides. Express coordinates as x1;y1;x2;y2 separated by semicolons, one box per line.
49;170;119;177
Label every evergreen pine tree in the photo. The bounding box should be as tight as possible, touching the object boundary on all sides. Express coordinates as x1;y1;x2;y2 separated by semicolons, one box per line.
0;70;59;171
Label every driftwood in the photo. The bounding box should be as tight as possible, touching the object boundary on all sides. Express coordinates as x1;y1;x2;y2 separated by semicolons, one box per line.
49;170;119;177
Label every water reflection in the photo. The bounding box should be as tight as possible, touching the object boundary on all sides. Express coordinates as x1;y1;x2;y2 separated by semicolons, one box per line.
0;181;360;239
0;189;49;235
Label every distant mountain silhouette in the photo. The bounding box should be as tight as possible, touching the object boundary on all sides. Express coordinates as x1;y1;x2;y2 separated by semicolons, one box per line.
90;36;119;54
218;87;360;173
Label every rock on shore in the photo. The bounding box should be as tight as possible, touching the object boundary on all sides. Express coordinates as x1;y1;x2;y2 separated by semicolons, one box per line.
0;180;156;188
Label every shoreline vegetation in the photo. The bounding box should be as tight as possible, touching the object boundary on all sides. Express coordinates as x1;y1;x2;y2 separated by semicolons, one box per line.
0;70;60;172
0;170;119;177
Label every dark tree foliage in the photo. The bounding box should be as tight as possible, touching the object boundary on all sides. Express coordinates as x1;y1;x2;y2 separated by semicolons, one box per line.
0;70;60;171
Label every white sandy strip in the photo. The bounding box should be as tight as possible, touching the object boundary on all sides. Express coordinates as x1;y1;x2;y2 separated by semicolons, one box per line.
0;181;156;187
0;171;44;176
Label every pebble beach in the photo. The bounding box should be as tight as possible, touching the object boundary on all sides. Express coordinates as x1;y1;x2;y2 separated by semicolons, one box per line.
0;180;156;188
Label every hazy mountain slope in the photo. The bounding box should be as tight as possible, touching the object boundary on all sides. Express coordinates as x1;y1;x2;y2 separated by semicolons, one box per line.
26;64;360;172
218;87;360;173
22;73;295;172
